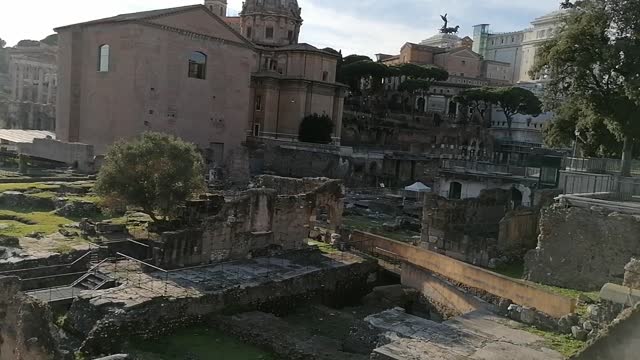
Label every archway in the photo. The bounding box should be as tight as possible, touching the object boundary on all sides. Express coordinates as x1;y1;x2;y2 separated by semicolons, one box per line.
448;101;458;116
511;187;523;209
449;182;462;200
417;97;426;113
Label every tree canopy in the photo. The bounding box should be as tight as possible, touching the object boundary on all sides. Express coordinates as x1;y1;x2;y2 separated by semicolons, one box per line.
455;88;497;125
298;113;335;144
40;34;58;46
532;0;640;175
95;132;206;222
491;87;542;131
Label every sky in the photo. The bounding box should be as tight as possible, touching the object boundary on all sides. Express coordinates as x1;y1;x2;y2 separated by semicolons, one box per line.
0;0;562;57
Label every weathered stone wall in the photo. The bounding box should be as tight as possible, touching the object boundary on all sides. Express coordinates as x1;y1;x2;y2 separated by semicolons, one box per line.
498;209;539;254
247;139;352;180
623;258;640;290
71;258;377;356
572;304;640;360
0;276;61;360
351;231;576;318
153;176;344;268
421;190;510;266
525;204;640;291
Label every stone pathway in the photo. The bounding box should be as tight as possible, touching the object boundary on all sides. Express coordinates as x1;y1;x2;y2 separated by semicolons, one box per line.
366;308;563;360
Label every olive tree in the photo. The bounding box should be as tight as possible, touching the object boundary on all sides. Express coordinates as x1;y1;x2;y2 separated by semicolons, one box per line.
95;132;206;222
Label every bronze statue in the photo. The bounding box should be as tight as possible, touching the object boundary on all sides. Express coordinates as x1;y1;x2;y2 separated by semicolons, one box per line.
439;13;460;34
440;13;448;30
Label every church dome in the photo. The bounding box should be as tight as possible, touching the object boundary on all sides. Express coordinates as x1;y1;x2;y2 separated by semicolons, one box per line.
241;0;302;20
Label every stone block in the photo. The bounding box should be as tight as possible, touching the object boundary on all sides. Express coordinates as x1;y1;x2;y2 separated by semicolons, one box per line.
520;307;536;325
571;326;587;341
623;258;640;290
599;283;640;307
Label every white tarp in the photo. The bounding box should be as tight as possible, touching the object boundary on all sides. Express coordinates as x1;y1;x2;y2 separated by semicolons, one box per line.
404;182;431;193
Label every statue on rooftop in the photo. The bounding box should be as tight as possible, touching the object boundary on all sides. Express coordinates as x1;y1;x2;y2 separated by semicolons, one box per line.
439;13;460;34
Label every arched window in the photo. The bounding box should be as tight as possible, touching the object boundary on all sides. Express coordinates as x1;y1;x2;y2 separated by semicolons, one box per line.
188;51;207;79
98;45;110;72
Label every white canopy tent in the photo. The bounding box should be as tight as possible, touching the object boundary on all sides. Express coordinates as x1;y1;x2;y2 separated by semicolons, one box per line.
403;182;432;205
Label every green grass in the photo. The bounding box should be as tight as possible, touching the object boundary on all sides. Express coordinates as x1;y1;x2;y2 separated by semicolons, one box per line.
129;326;276;360
343;215;420;243
0;209;74;237
0;182;60;192
493;262;525;279
525;326;586;357
308;240;339;254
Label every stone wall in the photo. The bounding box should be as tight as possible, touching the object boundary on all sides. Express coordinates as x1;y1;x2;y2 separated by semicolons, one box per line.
421;190;510;266
247;138;352;180
525;204;640;291
0;276;61;360
71;257;377;356
351;231;576;318
153;176;344;268
572;304;640;360
498;209;539;254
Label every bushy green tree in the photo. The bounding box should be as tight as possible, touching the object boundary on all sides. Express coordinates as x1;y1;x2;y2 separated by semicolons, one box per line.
95;132;205;222
490;87;542;136
455;88;497;125
533;0;640;175
298;113;334;144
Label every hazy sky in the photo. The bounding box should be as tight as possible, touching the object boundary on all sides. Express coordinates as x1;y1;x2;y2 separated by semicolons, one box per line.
0;0;562;57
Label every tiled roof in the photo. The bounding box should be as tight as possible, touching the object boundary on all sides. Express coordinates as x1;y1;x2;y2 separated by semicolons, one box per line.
55;5;202;30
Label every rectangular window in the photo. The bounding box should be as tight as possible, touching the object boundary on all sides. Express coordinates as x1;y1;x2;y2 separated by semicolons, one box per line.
253;124;261;136
266;27;274;39
247;27;252;38
322;71;328;81
98;45;110;72
288;30;294;41
255;95;262;111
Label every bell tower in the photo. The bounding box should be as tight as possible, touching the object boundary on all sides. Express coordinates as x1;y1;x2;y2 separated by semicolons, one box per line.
205;0;227;17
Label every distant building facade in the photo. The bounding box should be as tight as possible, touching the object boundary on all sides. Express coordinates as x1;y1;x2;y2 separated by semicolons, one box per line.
54;1;346;166
3;43;57;130
55;5;255;161
376;40;511;117
235;0;346;142
473;9;567;147
473;10;566;84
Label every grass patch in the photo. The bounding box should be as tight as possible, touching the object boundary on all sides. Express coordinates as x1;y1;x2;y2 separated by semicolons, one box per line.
0;209;74;237
308;240;339;254
343;215;420;243
493;262;525;279
525;326;586;357
0;183;60;192
129;326;275;360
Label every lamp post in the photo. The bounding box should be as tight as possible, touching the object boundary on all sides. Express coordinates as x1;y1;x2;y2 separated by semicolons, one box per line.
573;129;580;158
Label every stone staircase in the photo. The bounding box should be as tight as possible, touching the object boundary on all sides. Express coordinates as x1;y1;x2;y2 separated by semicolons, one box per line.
71;272;114;291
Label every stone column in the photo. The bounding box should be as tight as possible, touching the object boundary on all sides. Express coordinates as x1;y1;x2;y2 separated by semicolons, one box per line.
17;63;25;101
37;67;45;104
46;72;54;104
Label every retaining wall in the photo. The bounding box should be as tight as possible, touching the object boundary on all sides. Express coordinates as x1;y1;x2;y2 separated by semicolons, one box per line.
351;231;576;318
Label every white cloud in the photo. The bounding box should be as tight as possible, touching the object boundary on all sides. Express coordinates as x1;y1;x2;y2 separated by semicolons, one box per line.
0;0;560;57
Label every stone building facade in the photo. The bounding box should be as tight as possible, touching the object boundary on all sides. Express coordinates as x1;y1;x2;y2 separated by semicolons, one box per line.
2;43;57;130
53;1;346;167
55;5;255;161
377;41;511;118
473;10;567;146
236;0;346;143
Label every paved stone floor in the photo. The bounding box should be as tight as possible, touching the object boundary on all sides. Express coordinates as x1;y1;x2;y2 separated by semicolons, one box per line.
79;251;364;308
366;308;563;360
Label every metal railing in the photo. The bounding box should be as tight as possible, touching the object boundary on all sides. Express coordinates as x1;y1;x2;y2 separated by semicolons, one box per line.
563;156;640;176
441;160;539;179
